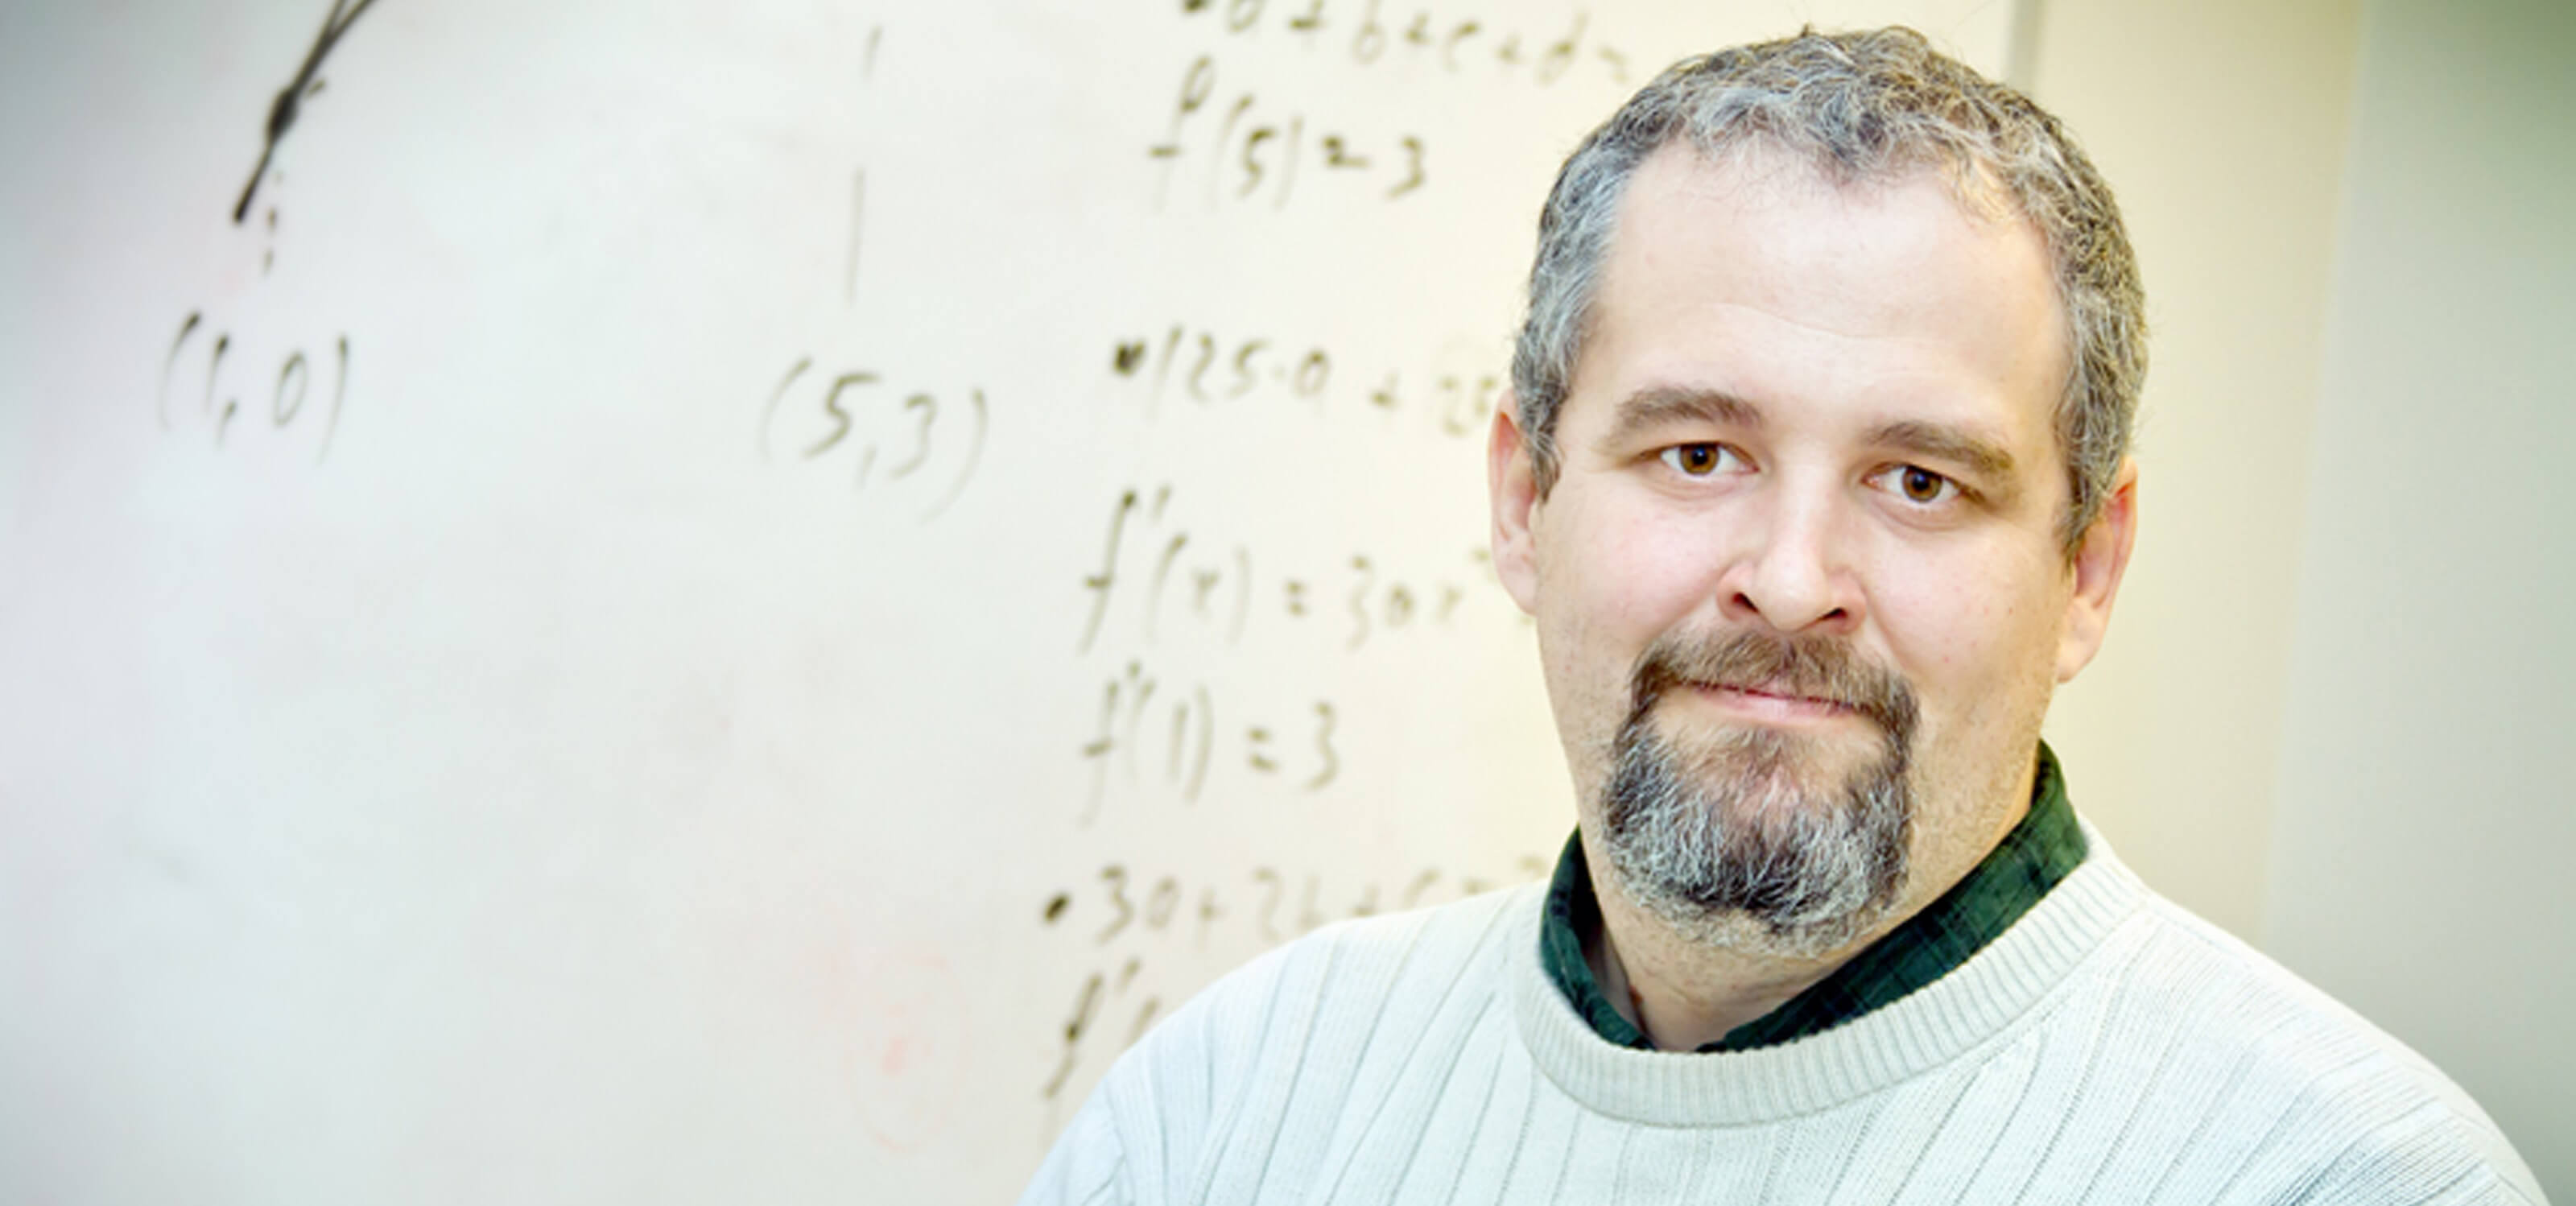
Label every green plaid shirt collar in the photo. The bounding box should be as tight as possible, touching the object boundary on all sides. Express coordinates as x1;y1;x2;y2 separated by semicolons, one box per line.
1539;742;2087;1053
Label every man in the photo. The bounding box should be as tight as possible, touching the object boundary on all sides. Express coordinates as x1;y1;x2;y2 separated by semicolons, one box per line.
1023;27;2543;1204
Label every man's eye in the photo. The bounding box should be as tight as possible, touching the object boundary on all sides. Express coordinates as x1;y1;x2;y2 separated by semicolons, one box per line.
1658;444;1735;477
1885;465;1959;505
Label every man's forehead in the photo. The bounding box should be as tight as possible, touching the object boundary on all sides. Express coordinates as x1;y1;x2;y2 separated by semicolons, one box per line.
1558;138;2071;495
1628;137;2024;233
1587;146;2063;381
1605;141;2053;308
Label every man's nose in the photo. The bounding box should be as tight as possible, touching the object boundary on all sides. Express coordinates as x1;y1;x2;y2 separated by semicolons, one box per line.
1715;485;1864;637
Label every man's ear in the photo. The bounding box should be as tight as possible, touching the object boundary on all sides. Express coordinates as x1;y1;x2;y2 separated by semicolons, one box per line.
1488;395;1543;616
2057;457;2139;683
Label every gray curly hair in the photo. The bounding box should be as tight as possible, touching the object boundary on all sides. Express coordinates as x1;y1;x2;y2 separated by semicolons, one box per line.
1509;27;2145;552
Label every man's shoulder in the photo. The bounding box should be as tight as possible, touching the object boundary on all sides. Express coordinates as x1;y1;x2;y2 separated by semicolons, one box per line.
1149;882;1541;1059
2111;877;2465;1092
1048;884;1545;1203
2057;855;2543;1201
1088;883;1538;1101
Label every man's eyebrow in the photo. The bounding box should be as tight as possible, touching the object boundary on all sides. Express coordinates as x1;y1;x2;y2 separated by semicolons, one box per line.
1866;419;2018;483
1599;385;1765;448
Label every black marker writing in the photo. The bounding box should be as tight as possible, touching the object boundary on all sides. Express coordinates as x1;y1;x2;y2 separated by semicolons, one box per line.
158;314;351;464
757;357;987;521
233;0;382;225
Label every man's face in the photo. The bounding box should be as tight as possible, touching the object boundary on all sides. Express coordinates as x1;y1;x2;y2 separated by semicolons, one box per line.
1491;143;2133;953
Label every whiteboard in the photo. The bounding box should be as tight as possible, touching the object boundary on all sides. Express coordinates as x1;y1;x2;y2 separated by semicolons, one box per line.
0;1;2013;1200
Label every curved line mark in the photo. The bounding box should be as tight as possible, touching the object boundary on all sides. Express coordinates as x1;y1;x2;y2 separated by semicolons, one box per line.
1078;678;1118;827
1147;533;1187;641
158;312;203;431
1123;679;1156;784
759;355;812;462
1305;701;1339;791
919;387;984;522
1077;489;1137;655
887;393;933;478
810;371;874;460
272;350;309;427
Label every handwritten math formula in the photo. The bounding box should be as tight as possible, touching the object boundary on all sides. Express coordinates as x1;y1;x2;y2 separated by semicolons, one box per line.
758;356;987;522
1174;0;1626;85
157;314;351;462
111;2;1591;1148
1147;53;1426;209
1034;851;1550;1102
742;23;1000;523
152;1;379;465
1073;661;1341;821
1076;484;1492;657
1143;2;1629;210
1107;322;1502;439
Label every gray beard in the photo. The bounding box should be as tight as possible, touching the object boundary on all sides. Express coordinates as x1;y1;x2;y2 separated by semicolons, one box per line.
1597;632;1919;960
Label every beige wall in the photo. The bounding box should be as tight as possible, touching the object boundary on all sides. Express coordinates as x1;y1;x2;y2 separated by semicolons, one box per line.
2262;0;2575;1192
2022;0;2568;1185
2022;0;2365;940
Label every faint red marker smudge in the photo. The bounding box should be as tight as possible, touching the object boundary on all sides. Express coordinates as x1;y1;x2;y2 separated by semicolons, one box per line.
836;945;963;1153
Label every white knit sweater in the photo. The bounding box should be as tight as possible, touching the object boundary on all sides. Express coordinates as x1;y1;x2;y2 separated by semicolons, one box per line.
1020;835;2544;1204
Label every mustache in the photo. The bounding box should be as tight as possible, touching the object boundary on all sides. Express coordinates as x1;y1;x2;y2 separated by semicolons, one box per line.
1627;629;1918;738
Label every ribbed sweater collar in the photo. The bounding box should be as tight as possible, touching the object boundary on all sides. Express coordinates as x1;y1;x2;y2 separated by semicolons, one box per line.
1509;826;2147;1126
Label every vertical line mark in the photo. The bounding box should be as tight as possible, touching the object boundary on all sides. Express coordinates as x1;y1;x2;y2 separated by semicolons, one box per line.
315;335;348;464
1229;546;1253;643
203;334;232;417
1186;684;1213;803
